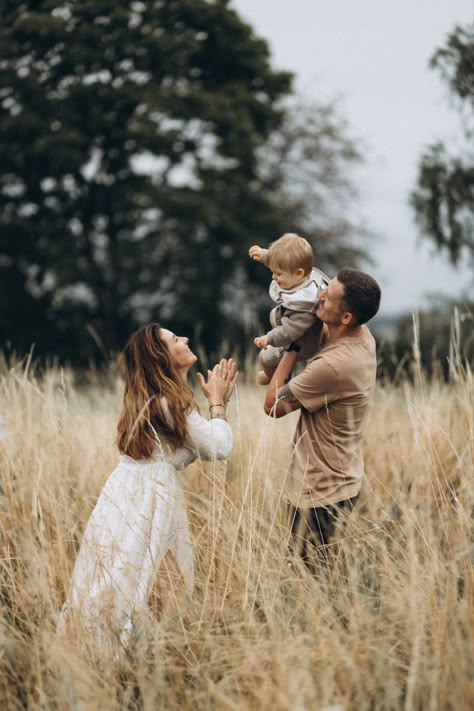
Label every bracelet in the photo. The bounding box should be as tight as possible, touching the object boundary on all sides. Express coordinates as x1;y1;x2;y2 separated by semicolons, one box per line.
209;403;225;409
210;413;227;421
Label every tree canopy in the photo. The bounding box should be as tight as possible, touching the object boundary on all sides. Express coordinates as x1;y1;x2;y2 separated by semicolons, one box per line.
0;0;369;363
410;24;474;271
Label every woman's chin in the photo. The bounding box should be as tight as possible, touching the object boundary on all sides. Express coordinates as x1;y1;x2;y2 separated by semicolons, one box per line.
181;355;198;375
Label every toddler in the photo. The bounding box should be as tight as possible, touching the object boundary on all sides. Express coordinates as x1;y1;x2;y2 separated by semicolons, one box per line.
249;233;329;384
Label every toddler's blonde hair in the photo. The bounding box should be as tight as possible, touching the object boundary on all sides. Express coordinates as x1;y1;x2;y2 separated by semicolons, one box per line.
267;233;314;275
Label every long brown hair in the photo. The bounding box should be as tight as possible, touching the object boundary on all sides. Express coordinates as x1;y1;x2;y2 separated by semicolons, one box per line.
116;323;195;459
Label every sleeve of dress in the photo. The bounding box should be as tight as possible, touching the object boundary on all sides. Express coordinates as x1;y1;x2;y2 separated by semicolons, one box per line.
185;410;233;461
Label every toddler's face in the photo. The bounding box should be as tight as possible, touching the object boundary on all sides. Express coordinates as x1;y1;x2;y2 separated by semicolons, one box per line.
271;267;305;290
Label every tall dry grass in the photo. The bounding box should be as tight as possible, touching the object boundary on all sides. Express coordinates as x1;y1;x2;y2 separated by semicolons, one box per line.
0;350;472;710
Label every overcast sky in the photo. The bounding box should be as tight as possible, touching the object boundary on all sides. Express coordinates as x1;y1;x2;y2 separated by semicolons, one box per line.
232;0;474;317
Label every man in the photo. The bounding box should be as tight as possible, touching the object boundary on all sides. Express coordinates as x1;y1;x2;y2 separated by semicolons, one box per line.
263;268;381;567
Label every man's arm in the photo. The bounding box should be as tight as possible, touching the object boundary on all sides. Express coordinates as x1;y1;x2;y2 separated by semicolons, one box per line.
263;349;302;418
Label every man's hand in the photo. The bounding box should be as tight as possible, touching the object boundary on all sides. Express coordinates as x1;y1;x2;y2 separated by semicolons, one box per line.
263;351;302;417
249;245;265;262
254;335;269;349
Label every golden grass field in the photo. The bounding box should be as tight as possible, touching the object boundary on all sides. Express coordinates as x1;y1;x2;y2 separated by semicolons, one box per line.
0;349;472;710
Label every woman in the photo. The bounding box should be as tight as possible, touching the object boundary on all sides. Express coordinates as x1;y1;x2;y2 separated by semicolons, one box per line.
59;323;238;646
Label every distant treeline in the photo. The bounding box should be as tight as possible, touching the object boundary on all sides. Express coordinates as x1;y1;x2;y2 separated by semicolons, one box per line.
376;300;474;381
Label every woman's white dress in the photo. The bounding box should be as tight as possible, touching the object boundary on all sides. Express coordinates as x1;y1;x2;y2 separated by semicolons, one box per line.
59;410;232;644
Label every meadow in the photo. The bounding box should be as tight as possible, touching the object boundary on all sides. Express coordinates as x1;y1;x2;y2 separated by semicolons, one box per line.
0;348;472;710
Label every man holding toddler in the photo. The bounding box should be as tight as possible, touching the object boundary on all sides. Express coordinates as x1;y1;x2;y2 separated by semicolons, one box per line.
262;266;381;568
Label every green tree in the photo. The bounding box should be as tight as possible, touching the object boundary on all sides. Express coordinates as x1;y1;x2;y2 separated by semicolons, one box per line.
0;0;291;360
410;24;474;270
0;0;370;363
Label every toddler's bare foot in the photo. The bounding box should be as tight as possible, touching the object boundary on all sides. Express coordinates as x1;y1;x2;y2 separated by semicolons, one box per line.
256;370;270;385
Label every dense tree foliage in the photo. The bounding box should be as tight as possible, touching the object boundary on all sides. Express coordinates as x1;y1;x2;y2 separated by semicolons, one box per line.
411;24;474;270
0;0;368;363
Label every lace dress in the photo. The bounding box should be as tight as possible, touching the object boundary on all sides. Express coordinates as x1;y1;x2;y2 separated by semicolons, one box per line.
59;410;232;644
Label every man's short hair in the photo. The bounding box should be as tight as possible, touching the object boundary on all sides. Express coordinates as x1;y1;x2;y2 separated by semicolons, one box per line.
267;233;314;275
337;268;381;325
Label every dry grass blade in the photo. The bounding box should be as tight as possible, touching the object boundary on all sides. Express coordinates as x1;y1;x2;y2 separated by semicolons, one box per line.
0;355;472;710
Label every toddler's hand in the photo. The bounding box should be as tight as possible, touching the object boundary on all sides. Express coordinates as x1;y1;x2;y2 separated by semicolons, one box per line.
254;335;269;349
249;245;264;262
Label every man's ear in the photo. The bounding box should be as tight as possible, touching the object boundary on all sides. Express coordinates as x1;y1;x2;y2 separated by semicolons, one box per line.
341;311;355;326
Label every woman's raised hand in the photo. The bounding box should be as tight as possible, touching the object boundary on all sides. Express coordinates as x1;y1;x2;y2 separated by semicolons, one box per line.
196;358;239;406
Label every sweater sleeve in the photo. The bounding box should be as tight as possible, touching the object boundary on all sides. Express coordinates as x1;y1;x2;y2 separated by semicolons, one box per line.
185;410;233;460
261;249;270;267
266;310;316;347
